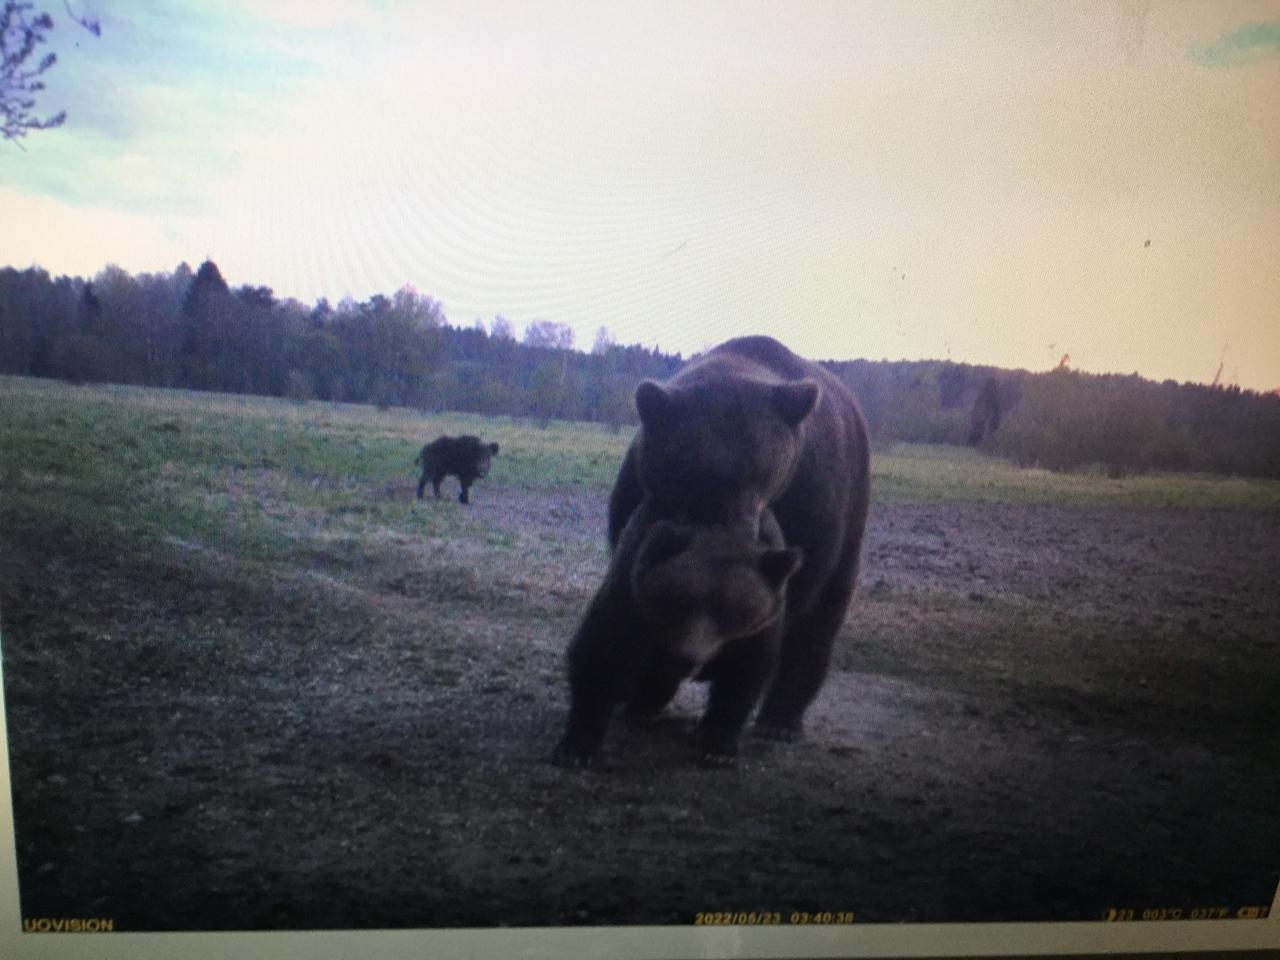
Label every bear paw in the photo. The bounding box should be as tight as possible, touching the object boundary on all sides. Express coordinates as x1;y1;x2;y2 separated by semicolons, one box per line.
549;738;602;769
698;749;740;769
752;719;804;743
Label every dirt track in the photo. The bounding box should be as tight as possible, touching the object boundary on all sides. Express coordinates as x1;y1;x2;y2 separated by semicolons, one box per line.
3;483;1278;928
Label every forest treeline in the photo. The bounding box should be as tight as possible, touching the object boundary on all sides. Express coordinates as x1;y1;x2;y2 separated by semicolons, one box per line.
2;261;1279;479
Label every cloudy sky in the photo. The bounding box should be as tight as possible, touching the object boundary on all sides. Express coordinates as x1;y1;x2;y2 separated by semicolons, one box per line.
2;1;1278;389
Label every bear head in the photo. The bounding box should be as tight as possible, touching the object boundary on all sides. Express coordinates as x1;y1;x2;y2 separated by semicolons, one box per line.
632;374;818;528
629;516;803;670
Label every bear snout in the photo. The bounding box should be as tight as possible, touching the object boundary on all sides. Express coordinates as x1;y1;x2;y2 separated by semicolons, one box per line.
670;616;725;668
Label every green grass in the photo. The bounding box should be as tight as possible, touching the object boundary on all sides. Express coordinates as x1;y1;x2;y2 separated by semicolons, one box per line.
3;377;1278;567
873;442;1280;509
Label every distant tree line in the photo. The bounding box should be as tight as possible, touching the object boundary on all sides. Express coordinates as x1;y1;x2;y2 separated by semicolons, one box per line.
0;261;680;429
827;358;1280;479
2;261;1278;478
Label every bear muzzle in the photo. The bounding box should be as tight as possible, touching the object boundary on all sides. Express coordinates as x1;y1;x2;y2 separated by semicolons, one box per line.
670;616;727;669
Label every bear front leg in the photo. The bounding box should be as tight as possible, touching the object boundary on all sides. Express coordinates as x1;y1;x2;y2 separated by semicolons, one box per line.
551;688;616;767
416;476;428;500
697;634;778;767
553;611;643;767
754;566;857;741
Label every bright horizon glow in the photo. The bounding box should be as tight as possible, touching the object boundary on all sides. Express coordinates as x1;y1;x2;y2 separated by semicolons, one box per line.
2;1;1278;390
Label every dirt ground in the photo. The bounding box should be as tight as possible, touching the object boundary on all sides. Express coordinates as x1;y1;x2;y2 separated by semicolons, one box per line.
2;481;1278;929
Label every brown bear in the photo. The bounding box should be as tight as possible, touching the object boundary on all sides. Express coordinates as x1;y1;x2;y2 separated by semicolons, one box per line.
414;435;499;504
607;335;870;742
552;499;802;767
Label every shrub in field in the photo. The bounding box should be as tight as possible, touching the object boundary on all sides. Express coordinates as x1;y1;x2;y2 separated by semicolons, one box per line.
285;369;314;403
48;334;119;384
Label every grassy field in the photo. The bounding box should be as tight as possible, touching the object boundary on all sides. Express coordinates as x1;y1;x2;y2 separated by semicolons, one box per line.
0;377;628;563
2;375;1278;930
4;376;1278;562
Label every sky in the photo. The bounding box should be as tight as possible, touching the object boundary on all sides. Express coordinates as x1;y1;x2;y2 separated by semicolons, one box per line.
2;0;1278;390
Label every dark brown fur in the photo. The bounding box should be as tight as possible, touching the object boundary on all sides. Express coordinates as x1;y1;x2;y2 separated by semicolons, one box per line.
608;336;871;741
415;435;499;504
553;501;801;767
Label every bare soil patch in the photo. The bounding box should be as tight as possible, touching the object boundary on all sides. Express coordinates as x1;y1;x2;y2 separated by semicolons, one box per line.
2;482;1277;928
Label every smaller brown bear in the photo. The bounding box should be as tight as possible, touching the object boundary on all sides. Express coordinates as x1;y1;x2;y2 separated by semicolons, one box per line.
414;435;499;504
552;499;802;768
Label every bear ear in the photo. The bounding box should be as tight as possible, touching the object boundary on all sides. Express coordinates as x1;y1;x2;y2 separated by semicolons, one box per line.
635;520;695;570
772;381;819;427
632;520;697;601
489;443;499;455
635;380;675;428
757;508;785;549
758;547;803;590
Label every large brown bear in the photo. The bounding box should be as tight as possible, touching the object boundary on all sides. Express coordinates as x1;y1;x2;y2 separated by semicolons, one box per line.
608;335;870;742
415;435;499;504
553;500;802;767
